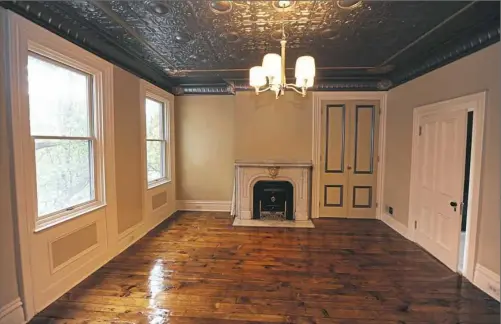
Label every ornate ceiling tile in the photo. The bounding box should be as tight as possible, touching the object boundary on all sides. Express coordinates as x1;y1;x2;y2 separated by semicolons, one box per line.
2;0;498;94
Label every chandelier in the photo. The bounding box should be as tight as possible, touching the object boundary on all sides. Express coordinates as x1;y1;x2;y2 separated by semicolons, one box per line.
249;2;316;99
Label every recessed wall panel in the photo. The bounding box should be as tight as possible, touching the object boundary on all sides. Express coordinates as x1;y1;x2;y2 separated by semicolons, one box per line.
51;223;98;269
152;191;167;210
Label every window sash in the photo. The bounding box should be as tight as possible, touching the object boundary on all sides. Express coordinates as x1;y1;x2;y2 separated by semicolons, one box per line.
145;95;169;186
28;52;95;138
27;54;98;219
32;137;97;218
146;138;167;184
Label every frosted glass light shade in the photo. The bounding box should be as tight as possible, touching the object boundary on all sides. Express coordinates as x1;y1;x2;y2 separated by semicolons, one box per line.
295;77;314;88
262;53;282;83
249;66;267;87
295;56;316;79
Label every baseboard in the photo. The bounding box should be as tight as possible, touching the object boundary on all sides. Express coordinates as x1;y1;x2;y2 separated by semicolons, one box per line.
381;213;408;238
0;298;24;324
177;200;231;212
473;264;500;301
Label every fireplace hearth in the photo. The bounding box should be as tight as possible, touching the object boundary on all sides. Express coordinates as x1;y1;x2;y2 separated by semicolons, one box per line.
253;180;294;221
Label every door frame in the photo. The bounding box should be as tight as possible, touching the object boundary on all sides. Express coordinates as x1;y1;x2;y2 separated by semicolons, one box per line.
407;91;486;281
311;92;388;219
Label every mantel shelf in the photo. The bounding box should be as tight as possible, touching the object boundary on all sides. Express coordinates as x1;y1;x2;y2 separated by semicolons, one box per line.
234;160;313;168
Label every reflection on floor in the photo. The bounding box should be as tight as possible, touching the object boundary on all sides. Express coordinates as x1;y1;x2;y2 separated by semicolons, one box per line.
458;231;467;272
30;212;499;323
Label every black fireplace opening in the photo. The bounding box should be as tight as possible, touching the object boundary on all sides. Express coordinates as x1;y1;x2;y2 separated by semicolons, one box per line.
253;180;294;221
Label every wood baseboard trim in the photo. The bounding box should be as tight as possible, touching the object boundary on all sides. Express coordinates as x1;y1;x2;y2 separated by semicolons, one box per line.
0;298;24;324
473;264;500;301
177;200;231;212
381;213;408;239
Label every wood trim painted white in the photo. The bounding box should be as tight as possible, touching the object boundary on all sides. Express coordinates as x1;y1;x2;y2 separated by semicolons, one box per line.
0;298;24;324
407;91;486;281
311;91;388;219
381;213;408;239
177;200;232;212
473;265;500;301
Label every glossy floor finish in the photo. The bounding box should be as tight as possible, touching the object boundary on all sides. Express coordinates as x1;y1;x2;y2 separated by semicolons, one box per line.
31;212;499;323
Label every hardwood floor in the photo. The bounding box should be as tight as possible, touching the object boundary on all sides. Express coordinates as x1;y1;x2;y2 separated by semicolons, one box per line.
31;212;499;323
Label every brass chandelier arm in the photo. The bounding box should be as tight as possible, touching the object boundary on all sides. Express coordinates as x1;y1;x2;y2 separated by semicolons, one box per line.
285;84;307;97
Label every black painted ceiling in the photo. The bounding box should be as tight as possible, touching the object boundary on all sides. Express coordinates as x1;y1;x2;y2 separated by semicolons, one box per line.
2;1;499;95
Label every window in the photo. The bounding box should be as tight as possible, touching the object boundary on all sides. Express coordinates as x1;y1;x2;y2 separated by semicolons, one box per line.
145;97;169;186
27;54;97;218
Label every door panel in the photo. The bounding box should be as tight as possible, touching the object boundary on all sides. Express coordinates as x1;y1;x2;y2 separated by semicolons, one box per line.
348;102;379;218
319;100;379;218
319;102;348;217
415;110;467;270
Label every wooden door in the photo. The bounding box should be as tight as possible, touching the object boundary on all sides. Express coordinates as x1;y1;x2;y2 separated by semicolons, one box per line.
319;101;349;217
319;100;379;218
415;110;467;270
347;102;379;218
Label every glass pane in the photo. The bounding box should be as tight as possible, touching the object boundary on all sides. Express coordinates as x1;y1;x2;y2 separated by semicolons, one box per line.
147;140;164;183
35;139;94;216
28;55;91;137
145;98;164;140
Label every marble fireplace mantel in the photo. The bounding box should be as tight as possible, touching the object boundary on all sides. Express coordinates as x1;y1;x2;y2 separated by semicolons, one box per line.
231;160;314;228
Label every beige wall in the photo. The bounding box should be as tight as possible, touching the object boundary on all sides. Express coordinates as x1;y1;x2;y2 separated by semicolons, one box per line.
113;67;143;233
384;43;500;274
175;95;236;201
175;91;313;201
0;11;22;308
234;91;312;161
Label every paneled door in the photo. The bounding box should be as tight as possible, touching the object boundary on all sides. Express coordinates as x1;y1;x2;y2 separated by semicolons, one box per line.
414;110;467;270
319;100;379;218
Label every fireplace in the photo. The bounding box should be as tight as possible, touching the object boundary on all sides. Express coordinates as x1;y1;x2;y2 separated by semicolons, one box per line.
253;180;294;220
231;160;314;228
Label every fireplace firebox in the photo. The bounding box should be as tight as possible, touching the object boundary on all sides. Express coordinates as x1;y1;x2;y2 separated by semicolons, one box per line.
253;180;294;220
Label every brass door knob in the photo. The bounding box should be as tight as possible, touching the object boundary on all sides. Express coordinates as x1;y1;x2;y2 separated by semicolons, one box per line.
347;165;352;170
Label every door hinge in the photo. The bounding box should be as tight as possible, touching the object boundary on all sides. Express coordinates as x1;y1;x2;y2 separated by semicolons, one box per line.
379;108;381;115
419;126;422;136
377;155;380;162
414;220;418;229
376;202;379;208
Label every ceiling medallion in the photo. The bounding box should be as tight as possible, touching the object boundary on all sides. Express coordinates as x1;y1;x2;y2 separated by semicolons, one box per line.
320;28;339;40
222;32;240;43
272;1;296;11
336;0;363;10
249;4;315;99
209;1;233;15
147;1;170;15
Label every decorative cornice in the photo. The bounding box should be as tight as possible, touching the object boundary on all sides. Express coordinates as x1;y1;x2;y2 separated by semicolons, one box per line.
391;25;500;87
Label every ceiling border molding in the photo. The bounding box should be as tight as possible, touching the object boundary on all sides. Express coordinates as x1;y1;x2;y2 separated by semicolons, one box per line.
391;25;500;87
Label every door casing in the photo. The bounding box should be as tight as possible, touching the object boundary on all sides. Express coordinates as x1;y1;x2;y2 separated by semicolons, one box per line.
408;92;486;281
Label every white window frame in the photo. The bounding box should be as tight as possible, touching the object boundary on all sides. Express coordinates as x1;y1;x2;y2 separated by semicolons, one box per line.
9;29;110;232
144;93;171;188
140;81;172;189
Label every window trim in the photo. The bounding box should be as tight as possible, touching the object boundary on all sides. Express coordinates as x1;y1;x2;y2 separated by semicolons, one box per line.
142;88;171;189
23;42;108;231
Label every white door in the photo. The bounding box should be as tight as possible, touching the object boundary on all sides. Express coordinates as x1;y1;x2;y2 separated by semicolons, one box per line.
414;109;467;270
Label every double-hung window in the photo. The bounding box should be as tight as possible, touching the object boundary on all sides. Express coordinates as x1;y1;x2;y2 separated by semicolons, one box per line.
145;96;169;187
27;53;100;224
